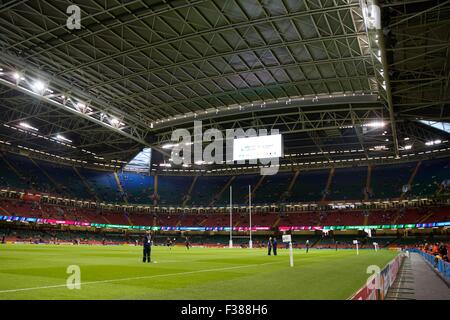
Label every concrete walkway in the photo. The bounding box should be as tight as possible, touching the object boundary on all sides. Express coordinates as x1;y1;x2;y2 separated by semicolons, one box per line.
386;253;450;300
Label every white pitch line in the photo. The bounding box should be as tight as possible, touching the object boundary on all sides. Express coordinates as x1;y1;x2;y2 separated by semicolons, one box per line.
0;261;283;294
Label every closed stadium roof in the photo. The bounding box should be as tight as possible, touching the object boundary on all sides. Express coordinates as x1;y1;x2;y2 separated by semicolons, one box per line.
0;0;449;171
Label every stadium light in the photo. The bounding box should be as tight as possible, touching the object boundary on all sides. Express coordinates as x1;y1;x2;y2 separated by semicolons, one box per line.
109;117;124;128
31;80;46;94
362;0;381;30
364;121;386;128
18;122;39;131
159;163;171;167
75;102;92;114
425;140;442;146
162;143;178;149
56;134;72;143
370;145;388;151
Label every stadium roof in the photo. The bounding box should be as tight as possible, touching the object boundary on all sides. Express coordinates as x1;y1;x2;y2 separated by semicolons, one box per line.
0;0;449;172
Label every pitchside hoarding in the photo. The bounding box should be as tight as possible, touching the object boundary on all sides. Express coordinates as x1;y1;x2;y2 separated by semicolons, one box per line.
351;254;404;300
1;215;450;232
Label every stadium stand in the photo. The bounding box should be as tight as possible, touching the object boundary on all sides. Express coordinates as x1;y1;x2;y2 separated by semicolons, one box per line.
0;154;28;190
158;175;194;205
254;172;293;204
288;169;329;203
0;152;449;206
118;172;154;204
328;166;367;201
5;153;56;195
2;197;449;229
370;162;416;199
216;174;260;206
78;168;122;203
38;162;92;199
412;158;450;197
190;175;230;206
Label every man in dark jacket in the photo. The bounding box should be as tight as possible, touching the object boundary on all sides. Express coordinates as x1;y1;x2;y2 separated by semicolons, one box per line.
143;231;152;263
272;238;278;256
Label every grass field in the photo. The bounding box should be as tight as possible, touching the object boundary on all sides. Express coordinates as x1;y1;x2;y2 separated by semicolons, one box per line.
0;244;398;300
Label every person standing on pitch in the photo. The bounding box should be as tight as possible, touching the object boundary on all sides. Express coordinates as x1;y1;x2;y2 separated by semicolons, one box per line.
185;236;191;250
143;231;152;263
306;240;310;253
272;237;278;256
267;237;273;255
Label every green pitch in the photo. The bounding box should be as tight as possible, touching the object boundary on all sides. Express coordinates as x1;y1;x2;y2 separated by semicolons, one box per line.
0;244;398;300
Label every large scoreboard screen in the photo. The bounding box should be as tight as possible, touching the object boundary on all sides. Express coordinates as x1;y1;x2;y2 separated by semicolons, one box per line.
232;134;283;161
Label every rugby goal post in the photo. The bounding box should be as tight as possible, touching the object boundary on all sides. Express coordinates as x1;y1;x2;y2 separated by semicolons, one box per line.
228;185;253;249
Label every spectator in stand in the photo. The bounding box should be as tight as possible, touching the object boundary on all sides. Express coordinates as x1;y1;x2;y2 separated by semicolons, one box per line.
432;243;440;256
439;242;448;262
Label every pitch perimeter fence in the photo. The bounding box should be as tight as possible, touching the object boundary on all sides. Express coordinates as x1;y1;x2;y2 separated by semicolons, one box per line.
407;248;450;282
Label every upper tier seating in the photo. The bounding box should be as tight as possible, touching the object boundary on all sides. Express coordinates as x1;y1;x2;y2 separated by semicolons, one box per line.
78;168;122;203
118;172;154;204
36;161;91;199
254;172;292;204
190;175;230;206
1;152;449;205
216;174;260;206
6;153;56;194
288;169;329;202
328;166;367;201
158;175;193;205
0;155;29;190
412;158;450;197
371;162;416;199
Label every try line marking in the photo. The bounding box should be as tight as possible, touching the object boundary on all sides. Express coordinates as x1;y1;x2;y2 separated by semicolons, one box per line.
0;261;284;294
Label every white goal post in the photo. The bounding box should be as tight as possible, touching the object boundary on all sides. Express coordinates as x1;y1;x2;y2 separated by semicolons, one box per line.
228;185;253;249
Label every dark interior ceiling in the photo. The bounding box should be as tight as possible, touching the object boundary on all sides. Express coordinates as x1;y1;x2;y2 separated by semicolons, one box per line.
0;0;448;172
